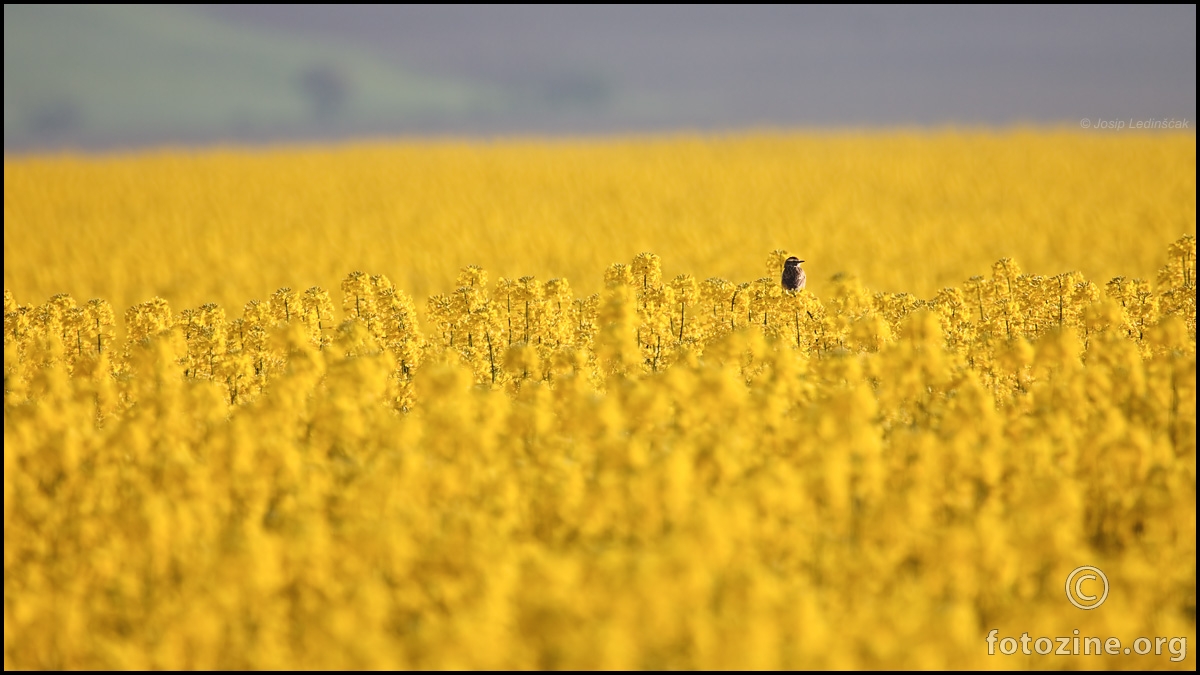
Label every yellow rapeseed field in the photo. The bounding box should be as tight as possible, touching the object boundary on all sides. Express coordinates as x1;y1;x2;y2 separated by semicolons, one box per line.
4;131;1197;669
4;131;1196;313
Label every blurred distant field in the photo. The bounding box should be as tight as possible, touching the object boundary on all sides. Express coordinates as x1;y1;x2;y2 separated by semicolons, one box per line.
3;130;1195;318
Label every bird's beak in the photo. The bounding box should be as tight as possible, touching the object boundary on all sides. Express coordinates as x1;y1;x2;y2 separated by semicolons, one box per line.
798;260;805;263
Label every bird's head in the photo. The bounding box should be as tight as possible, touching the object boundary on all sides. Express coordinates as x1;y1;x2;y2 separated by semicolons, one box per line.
785;256;805;266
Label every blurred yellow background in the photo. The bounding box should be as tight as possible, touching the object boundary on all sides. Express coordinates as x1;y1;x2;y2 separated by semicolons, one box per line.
5;130;1195;316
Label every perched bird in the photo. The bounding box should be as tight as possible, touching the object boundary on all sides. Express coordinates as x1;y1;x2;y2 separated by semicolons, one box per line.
781;256;806;291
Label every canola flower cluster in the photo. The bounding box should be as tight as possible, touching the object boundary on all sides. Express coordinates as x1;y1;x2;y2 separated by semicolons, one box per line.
4;235;1195;669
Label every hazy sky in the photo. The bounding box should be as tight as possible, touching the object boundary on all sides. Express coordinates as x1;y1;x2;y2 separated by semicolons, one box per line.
5;4;1196;150
211;4;1197;123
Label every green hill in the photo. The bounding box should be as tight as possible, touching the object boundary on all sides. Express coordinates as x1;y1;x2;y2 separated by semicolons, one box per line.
3;5;503;149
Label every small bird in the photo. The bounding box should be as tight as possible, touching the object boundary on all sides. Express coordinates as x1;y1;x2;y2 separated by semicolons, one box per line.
782;256;806;291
